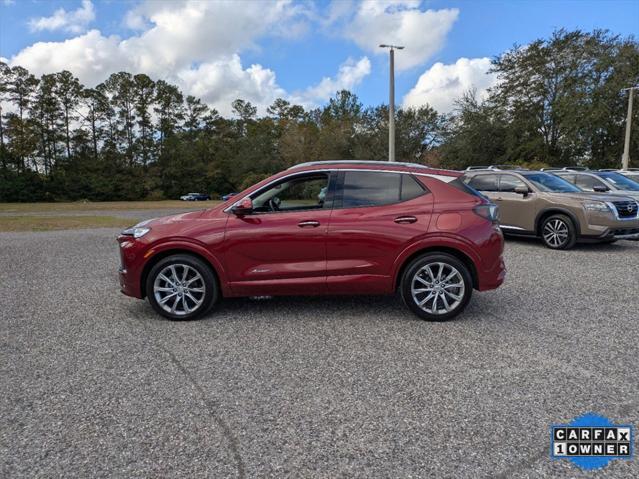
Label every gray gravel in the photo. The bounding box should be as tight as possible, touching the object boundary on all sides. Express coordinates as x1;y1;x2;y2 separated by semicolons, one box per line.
1;229;638;478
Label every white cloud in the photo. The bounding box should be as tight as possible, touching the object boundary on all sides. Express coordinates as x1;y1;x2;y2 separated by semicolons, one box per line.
177;55;286;116
402;57;498;113
9;1;368;115
10;1;307;113
292;56;371;106
28;0;95;34
344;1;459;71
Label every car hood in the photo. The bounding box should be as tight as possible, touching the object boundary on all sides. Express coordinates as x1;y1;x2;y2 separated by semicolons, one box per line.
543;191;638;203
139;209;207;227
604;190;639;200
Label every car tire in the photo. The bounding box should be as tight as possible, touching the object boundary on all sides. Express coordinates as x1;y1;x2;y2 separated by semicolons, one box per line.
146;254;219;320
540;214;576;250
400;253;473;322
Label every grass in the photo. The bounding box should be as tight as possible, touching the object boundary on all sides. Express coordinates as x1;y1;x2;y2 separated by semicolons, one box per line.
0;215;140;232
0;200;220;213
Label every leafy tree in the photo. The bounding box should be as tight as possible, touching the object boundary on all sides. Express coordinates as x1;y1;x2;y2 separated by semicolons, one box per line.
132;73;156;165
0;28;636;202
53;71;82;159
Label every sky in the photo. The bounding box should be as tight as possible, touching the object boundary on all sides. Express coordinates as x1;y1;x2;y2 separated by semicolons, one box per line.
1;0;638;116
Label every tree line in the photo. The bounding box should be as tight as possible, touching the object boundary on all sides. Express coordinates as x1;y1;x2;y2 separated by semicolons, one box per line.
0;29;637;202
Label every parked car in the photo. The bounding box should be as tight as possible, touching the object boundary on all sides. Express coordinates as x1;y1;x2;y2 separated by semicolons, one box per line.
462;169;639;249
118;161;506;322
180;192;211;201
551;170;639;202
599;168;639;183
221;192;237;201
615;170;639;183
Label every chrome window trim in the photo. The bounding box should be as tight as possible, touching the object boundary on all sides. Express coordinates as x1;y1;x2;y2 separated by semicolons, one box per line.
224;168;457;213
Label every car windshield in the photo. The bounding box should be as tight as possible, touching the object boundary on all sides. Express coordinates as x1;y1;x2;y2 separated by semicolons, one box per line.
595;172;639;191
521;173;581;192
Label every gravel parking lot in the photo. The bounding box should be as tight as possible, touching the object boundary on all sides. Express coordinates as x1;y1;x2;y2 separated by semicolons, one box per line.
1;219;638;477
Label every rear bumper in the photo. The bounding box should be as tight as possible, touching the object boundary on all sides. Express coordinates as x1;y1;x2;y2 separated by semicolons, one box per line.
477;256;506;291
476;226;506;291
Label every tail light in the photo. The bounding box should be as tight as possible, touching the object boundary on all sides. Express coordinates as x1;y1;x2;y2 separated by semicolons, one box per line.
473;203;499;223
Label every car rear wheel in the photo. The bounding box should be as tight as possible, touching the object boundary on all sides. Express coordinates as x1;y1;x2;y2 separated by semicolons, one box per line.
541;214;576;250
146;254;218;320
400;253;473;322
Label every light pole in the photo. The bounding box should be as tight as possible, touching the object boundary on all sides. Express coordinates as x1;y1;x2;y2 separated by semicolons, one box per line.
380;44;404;162
621;86;638;171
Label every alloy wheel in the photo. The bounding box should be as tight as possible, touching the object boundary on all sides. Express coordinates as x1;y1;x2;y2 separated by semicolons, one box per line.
410;262;466;315
153;264;206;316
543;219;569;248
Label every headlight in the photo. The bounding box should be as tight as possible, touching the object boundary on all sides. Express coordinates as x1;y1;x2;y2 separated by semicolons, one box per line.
121;226;151;238
122;219;153;238
582;201;610;212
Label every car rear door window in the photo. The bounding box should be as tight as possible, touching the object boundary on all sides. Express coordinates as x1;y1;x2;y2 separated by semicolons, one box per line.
467;174;498;192
340;171;424;208
341;171;400;207
498;175;527;192
400;174;426;201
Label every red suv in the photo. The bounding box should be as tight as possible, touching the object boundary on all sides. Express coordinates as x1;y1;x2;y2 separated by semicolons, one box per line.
118;161;505;321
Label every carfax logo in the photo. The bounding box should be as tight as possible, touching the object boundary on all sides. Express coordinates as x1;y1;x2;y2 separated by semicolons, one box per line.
551;413;633;470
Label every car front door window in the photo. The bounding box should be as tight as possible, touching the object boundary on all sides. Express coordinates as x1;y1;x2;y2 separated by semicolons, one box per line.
575;175;606;192
251;174;330;213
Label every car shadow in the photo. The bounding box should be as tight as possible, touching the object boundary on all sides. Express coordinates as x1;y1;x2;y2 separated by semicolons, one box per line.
504;235;637;253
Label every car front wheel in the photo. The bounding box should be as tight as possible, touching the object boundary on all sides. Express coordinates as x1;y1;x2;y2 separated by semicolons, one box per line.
400;253;473;321
541;214;576;250
146;254;218;320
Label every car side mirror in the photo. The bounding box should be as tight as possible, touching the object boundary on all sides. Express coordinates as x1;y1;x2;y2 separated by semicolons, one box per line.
514;185;530;196
593;185;609;192
231;198;253;216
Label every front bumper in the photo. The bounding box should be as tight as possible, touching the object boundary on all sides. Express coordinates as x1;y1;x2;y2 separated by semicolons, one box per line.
117;236;147;298
581;209;639;240
609;228;639;240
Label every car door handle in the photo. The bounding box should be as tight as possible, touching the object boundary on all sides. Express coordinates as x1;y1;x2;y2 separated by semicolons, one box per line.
394;216;417;224
298;220;320;228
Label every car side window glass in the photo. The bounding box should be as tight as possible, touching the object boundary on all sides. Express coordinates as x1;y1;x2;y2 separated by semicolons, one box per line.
400;174;427;201
575;175;603;192
499;175;527;192
251;174;329;213
342;171;402;207
468;174;498;192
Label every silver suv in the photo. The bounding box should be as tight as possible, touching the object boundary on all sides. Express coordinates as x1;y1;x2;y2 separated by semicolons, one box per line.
551;170;639;201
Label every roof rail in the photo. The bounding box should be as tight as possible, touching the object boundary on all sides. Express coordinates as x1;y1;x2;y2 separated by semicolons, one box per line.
541;166;589;172
465;165;528;171
492;164;529;170
287;160;433;170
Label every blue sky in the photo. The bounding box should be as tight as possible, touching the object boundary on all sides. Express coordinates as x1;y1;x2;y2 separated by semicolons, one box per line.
1;0;638;115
